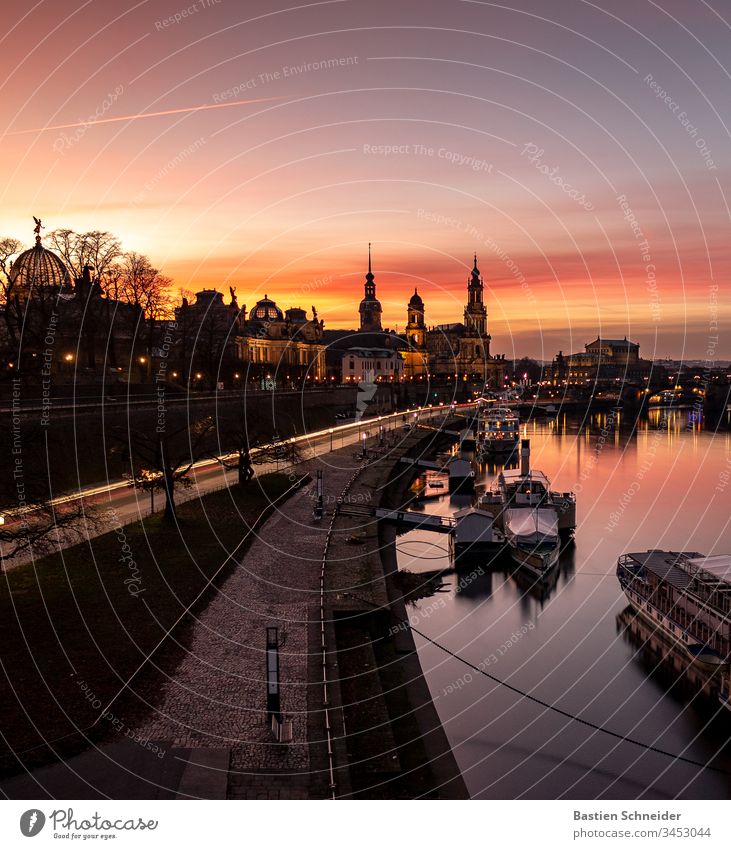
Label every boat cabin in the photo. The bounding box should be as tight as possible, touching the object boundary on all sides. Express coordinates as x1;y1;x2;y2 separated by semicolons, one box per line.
499;469;552;507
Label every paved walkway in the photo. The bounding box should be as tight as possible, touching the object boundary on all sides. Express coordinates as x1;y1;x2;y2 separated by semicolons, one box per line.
129;445;366;797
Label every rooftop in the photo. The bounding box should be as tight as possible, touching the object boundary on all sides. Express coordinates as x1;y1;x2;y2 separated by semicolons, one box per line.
623;550;704;591
686;555;731;585
589;337;639;349
342;347;402;358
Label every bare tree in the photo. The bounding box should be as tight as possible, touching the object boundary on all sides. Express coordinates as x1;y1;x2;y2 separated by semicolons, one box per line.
0;423;100;564
117;416;216;522
114;252;174;377
0;501;94;565
211;412;305;485
46;229;121;281
116;252;171;318
0;237;22;305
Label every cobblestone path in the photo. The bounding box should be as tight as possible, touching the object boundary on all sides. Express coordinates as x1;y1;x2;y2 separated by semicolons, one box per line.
131;448;364;795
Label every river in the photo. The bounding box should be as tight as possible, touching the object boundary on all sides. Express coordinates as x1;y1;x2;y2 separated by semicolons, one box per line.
395;408;731;799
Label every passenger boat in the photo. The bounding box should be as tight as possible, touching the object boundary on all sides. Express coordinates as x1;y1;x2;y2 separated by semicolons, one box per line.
476;406;520;459
616;551;731;683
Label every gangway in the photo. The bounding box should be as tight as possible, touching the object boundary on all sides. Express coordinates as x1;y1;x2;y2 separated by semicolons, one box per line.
375;507;455;533
398;457;446;471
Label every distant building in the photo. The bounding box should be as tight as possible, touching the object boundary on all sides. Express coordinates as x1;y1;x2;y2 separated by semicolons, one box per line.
342;347;404;383
585;337;640;365
327;251;507;385
174;288;244;383
172;289;327;385
551;336;661;386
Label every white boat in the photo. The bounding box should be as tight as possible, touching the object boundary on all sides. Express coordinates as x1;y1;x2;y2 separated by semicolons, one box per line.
504;507;560;581
476;405;520;459
478;439;576;537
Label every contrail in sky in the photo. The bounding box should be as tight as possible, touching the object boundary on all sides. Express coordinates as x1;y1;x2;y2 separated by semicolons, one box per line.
6;94;288;135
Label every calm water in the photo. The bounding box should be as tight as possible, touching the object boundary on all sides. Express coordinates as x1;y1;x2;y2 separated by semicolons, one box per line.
396;409;731;799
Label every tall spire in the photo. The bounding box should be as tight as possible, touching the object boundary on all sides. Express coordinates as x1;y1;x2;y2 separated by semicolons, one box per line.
360;242;382;331
365;242;374;287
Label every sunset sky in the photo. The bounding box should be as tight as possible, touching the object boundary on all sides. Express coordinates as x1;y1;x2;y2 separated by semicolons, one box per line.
1;0;729;359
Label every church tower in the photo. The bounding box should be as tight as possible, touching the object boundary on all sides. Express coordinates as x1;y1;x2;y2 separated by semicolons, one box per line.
359;243;383;332
406;289;425;348
403;288;427;379
464;254;488;338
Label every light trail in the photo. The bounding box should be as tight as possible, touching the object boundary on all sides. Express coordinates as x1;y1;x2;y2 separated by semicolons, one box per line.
0;402;475;520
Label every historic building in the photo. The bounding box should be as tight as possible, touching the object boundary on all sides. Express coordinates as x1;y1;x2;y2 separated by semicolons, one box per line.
401;289;428;379
237;295;326;383
1;225;142;379
173;288;244;384
584;336;639;365
341;347;404;383
172;289;327;386
424;256;506;385
551;337;656;386
358;244;382;332
327;251;507;385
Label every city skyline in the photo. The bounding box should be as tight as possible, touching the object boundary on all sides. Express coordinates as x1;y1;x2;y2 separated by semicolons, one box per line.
1;0;728;359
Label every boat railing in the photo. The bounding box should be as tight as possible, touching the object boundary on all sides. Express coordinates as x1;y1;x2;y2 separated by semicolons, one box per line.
618;553;640;571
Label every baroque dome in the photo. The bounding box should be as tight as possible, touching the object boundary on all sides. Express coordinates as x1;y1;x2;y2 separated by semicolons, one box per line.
409;288;423;308
10;238;72;296
249;295;283;322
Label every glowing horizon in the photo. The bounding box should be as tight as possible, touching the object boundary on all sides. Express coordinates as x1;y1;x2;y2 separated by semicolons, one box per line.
2;0;729;358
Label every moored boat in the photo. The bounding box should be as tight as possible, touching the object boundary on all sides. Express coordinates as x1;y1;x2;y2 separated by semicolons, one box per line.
452;506;505;560
478;439;576;537
476;405;520;459
503;507;560;581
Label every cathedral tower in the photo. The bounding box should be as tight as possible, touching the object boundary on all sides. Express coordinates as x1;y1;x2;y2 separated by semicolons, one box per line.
359;243;383;332
464;254;488;337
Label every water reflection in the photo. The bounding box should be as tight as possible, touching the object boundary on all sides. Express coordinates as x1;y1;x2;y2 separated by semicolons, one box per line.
395;412;731;799
617;606;726;710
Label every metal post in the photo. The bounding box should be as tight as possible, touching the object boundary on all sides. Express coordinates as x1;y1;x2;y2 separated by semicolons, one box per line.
314;470;324;521
266;627;281;723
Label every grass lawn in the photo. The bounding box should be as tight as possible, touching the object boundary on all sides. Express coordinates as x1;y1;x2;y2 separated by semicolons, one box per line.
0;473;305;777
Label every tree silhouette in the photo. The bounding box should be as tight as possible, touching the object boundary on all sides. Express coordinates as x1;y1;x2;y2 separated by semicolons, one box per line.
116;416;216;523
